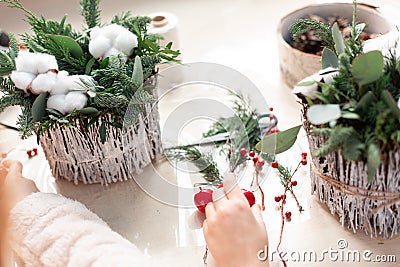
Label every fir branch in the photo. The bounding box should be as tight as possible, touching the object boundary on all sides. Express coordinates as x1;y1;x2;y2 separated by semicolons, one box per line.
0;50;14;76
164;146;223;186
289;18;335;52
94;92;129;108
80;0;101;29
111;13;151;33
16;105;34;139
8;32;19;60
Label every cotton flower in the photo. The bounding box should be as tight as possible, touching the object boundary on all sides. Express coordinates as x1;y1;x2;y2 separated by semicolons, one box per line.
10;71;36;92
363;31;400;58
64;91;88;113
293;67;338;100
47;94;67;114
14;51;39;74
31;71;57;94
89;23;138;59
36;53;58;73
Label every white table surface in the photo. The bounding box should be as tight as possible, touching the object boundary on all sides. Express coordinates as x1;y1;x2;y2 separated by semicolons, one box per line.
1;0;400;266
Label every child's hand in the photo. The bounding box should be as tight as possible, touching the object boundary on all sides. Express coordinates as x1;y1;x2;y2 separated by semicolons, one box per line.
0;159;39;213
203;173;269;267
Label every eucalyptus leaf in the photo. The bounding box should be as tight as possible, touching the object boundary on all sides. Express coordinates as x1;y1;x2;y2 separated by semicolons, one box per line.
357;91;376;114
307;104;341;125
341;111;360;120
255;125;301;154
85;57;96;75
296;80;316;87
79;107;100;116
381;89;400;121
32;92;48;122
352;51;384;86
332;23;346;55
132;56;143;86
321;48;339;68
100;122;106;143
47;34;84;58
367;143;380;182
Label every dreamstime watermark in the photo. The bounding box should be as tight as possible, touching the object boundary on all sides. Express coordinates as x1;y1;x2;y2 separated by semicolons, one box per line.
257;238;397;263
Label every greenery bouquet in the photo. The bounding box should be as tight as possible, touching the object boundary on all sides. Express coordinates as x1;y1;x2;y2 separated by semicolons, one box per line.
0;0;179;184
290;1;400;239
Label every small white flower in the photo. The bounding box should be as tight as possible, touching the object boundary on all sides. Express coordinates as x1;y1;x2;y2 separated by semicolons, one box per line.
10;71;36;92
35;53;58;73
47;94;66;114
14;51;39;74
31;71;57;94
89;35;112;58
64;91;88;113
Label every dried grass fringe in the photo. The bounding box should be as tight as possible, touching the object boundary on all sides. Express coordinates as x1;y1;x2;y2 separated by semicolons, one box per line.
308;134;400;240
39;102;162;185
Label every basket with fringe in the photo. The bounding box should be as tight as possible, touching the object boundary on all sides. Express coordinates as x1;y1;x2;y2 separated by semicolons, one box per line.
39;101;162;185
308;134;400;239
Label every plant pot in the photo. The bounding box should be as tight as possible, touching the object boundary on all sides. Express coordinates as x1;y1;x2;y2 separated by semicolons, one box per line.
39;90;162;185
308;134;400;239
278;3;394;88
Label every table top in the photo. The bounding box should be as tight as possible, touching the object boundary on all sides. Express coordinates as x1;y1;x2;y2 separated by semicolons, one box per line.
1;0;400;266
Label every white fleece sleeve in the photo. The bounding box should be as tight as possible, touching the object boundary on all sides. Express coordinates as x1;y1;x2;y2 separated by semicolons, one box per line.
7;192;149;267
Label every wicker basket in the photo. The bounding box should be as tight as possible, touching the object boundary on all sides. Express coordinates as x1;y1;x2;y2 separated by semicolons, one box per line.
39;98;162;185
308;134;400;239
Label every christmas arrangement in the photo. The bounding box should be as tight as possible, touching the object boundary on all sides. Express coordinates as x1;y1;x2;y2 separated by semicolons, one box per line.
0;0;179;184
165;94;307;266
288;1;400;239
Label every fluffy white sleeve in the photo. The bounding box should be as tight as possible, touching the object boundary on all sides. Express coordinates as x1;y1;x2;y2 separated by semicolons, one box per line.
7;192;149;267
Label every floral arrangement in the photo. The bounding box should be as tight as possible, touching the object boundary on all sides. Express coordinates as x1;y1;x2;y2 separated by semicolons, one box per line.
290;1;400;181
0;0;179;142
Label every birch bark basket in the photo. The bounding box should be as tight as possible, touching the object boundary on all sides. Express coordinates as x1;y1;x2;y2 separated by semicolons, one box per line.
39;99;162;185
308;134;400;239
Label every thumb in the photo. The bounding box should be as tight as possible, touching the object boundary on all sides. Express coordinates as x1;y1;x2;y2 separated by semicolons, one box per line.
251;204;265;226
2;160;23;175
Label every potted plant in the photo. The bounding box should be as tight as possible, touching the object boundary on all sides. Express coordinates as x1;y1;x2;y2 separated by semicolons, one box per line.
0;0;180;185
277;1;393;88
289;1;400;239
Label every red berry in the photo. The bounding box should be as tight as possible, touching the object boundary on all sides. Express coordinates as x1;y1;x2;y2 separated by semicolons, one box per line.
271;162;279;168
291;180;297;186
194;189;214;213
248;150;256;157
32;147;38;154
285;211;292;219
269;114;274;120
301;159;307;165
217;183;224;189
252;156;259;164
301;152;307;158
281;194;286;201
26;150;32;157
269;107;273;111
270;128;279;133
274;196;282;202
257;159;265;167
242;189;256;207
239;148;247;156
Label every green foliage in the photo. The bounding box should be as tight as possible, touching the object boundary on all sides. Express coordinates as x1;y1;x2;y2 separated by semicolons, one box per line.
80;0;101;28
256;125;301;154
289;18;335;52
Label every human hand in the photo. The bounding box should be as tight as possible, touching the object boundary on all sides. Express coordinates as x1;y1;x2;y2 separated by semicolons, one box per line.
0;159;39;213
203;173;269;267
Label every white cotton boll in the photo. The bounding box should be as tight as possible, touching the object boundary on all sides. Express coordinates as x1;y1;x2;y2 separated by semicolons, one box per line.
14;51;39;74
318;67;339;85
36;53;58;73
89;35;112;58
114;31;138;56
64;91;88;113
101;24;125;40
363;31;400;57
31;72;57;94
47;94;66;114
292;74;322;100
90;26;101;40
10;71;36;92
51;71;70;95
398;98;400;110
104;47;121;59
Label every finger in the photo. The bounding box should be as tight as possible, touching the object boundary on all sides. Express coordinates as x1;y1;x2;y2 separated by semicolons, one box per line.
205;202;216;218
2;160;23;174
211;188;228;209
251;204;265;225
223;172;246;200
0;167;8;185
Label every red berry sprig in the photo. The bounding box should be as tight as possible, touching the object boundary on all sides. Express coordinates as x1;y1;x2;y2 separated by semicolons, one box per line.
26;148;38;158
